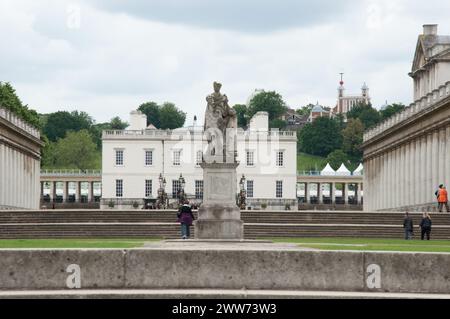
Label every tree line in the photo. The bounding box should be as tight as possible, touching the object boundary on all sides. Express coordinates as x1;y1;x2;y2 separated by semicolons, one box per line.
298;102;405;170
1;82;405;171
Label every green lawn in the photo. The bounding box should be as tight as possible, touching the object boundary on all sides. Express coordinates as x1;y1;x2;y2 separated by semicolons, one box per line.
0;238;161;249
268;237;450;253
297;153;327;172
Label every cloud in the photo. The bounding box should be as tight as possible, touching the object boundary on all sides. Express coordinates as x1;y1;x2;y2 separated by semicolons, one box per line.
87;0;359;33
1;0;450;126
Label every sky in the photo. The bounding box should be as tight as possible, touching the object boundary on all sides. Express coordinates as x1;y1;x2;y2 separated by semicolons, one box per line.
1;0;450;125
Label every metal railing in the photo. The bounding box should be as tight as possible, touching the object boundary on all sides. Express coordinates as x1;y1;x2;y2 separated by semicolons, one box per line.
297;170;364;176
40;169;102;176
103;128;297;139
0;107;40;138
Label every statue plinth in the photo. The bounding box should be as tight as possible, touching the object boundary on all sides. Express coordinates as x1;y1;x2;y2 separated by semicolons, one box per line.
195;162;244;240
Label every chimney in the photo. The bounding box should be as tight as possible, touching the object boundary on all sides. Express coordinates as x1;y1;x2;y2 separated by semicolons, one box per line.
423;24;438;36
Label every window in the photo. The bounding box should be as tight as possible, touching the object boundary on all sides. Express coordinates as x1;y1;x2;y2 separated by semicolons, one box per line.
145;150;153;166
247;180;254;198
145;180;152;197
195;180;204;199
246;150;254;166
196;150;203;166
173;150;181;166
276;181;283;198
116;179;123;197
276;151;284;167
115;150;124;166
172;180;181;198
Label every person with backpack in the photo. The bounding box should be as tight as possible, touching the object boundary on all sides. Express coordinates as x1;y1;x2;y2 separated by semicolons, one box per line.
419;212;432;240
177;200;195;239
403;212;414;240
437;185;450;213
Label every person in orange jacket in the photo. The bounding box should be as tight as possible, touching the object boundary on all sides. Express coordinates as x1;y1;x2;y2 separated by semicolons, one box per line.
437;185;450;212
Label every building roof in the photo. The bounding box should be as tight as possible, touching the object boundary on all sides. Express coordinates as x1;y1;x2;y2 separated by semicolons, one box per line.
311;103;325;113
321;163;336;176
336;163;351;176
353;163;364;176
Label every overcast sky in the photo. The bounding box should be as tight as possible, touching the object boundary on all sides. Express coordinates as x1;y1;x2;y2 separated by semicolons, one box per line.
1;0;449;125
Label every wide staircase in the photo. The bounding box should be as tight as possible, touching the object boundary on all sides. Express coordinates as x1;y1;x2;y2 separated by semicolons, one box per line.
0;210;449;239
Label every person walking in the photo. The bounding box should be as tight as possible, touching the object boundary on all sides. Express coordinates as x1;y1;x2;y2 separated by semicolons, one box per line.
437;185;450;212
403;212;414;240
419;212;432;241
177;200;195;239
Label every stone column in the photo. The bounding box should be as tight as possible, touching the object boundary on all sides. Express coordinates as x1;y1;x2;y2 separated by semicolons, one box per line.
355;183;361;205
62;182;68;203
331;182;336;205
89;182;95;202
317;183;322;204
74;182;80;202
342;183;347;204
49;181;56;202
426;133;433;203
40;182;44;201
432;130;439;199
446;126;450;192
438;128;446;187
305;183;310;204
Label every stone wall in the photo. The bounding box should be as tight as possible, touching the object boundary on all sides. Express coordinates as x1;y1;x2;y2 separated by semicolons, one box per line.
0;248;449;294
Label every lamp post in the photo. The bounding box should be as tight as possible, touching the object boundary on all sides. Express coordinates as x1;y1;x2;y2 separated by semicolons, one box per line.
238;174;246;210
178;173;186;205
157;173;168;209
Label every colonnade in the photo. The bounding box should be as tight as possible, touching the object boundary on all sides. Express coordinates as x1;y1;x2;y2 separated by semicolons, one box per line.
40;181;101;203
364;124;450;211
298;182;363;205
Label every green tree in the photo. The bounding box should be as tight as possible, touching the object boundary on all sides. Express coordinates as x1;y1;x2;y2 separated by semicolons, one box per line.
346;102;381;129
159;102;186;129
295;104;314;117
110;116;128;129
138;101;161;127
298;117;343;157
269;118;287;129
53;130;98;169
246;90;287;127
380;103;406;120
342;118;364;159
233;104;248;128
326;149;350;170
0;82;41;128
43;111;93;142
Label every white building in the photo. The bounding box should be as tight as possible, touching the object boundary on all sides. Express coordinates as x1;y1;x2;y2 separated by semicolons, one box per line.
0;107;43;209
410;24;450;101
101;111;297;209
334;75;370;117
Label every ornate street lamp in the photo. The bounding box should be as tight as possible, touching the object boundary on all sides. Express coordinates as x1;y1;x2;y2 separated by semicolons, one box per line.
178;173;186;205
157;173;168;209
238;174;246;210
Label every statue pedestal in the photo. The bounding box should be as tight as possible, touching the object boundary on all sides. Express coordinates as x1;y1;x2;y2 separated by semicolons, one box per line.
195;162;243;240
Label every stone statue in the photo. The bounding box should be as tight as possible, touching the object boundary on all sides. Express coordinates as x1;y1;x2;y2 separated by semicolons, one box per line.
204;82;237;160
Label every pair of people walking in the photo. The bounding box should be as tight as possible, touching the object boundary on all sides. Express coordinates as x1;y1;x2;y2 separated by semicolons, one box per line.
177;200;195;239
403;212;432;240
437;184;450;212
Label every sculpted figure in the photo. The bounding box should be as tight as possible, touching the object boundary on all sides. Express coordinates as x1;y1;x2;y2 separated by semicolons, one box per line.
204;82;237;160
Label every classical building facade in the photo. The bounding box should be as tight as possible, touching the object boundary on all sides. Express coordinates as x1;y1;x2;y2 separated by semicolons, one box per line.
101;111;297;209
0;107;43;209
362;24;450;212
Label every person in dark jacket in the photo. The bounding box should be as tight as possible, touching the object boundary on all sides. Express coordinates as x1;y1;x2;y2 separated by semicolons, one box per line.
177;200;195;239
403;212;414;240
419;212;432;240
